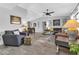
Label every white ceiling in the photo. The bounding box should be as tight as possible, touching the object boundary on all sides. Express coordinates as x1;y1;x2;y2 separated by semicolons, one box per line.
18;3;78;16
0;3;78;20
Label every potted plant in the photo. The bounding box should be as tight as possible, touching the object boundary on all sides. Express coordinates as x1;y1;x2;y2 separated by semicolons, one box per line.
69;42;79;55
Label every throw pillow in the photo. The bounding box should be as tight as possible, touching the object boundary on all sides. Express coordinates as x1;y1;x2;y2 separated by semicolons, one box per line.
13;30;20;35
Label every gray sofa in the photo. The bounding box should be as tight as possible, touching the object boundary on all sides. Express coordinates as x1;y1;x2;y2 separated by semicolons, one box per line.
2;30;27;46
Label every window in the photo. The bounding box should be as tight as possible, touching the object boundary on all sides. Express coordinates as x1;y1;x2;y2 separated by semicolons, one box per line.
75;12;79;20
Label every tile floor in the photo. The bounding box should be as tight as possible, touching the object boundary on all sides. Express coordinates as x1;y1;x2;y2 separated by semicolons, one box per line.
0;33;69;55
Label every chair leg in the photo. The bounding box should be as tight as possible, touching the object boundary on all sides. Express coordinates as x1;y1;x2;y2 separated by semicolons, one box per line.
56;45;60;54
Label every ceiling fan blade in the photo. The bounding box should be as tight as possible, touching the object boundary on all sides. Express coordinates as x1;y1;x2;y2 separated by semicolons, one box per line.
49;14;51;16
50;12;54;13
43;12;46;13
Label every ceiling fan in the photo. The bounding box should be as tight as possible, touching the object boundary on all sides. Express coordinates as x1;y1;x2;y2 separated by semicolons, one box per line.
43;9;54;16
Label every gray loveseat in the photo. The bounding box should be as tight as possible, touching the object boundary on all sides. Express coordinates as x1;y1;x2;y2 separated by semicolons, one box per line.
2;30;27;46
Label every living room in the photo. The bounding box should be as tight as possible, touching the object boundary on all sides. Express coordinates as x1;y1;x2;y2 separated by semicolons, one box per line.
0;3;79;55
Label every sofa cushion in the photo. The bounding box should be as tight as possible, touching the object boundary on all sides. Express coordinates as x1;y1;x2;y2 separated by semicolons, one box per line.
13;29;20;35
56;36;68;42
55;33;68;42
14;31;20;35
5;31;14;35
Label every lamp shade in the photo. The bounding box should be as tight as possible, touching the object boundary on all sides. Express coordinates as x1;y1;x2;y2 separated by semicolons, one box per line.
63;19;79;28
48;26;53;31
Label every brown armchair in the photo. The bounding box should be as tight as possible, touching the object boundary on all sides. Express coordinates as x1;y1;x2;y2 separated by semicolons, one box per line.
55;33;69;54
55;33;79;54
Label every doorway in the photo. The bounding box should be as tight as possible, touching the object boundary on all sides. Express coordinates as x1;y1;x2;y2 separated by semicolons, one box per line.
42;22;47;31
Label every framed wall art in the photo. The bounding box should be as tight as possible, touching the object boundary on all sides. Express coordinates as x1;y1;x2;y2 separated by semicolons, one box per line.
10;15;21;24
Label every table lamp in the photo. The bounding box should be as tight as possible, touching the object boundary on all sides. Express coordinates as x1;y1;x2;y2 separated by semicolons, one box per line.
21;23;28;32
63;19;79;43
64;19;79;27
48;26;53;32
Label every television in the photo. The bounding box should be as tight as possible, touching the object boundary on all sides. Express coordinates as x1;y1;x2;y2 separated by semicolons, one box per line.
53;19;60;26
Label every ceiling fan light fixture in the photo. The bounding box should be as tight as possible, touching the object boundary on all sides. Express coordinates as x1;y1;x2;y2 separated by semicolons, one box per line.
43;9;54;16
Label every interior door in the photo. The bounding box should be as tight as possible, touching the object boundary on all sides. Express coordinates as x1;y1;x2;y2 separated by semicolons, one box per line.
42;22;46;31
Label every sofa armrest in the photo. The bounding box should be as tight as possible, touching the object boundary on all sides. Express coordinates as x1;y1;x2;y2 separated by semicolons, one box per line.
2;35;24;45
20;32;29;36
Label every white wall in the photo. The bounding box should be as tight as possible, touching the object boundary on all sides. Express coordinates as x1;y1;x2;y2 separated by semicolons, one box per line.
30;16;69;32
0;6;27;32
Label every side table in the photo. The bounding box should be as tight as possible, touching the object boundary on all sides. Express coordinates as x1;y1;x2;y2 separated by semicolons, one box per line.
24;36;32;45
